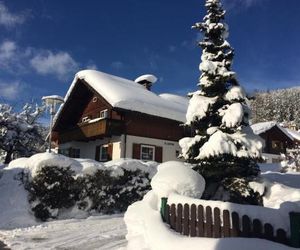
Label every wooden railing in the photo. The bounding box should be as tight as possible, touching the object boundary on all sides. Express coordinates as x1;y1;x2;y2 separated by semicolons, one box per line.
59;119;124;143
161;200;300;248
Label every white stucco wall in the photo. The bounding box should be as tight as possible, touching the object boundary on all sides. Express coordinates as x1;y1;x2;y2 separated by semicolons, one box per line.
124;135;182;162
59;134;183;162
263;153;283;164
59;136;121;160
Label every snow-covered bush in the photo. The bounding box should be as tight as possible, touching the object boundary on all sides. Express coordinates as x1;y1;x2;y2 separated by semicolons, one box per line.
281;145;300;173
15;153;155;220
26;166;81;221
81;169;151;214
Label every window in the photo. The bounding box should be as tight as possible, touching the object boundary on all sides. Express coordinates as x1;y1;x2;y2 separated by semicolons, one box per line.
140;145;155;161
82;116;90;123
70;148;80;158
58;148;69;156
58;148;80;158
272;141;283;150
92;97;98;102
99;145;108;161
100;109;108;119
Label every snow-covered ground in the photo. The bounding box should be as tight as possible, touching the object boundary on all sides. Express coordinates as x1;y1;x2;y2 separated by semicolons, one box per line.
125;162;300;250
0;215;127;250
1;153;300;250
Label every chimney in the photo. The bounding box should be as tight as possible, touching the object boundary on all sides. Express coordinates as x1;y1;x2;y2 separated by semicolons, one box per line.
134;74;157;91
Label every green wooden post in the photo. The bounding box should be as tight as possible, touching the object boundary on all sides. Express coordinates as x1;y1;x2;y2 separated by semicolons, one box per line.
160;197;168;222
290;212;300;247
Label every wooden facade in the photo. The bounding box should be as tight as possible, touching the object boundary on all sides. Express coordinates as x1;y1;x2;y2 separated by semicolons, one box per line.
258;126;294;155
53;78;185;162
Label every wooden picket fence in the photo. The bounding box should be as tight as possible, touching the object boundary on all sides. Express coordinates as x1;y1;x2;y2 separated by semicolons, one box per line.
161;202;296;247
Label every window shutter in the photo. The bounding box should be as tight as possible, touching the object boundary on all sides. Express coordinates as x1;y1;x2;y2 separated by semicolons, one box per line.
95;145;100;161
108;143;113;160
132;143;141;159
155;146;163;163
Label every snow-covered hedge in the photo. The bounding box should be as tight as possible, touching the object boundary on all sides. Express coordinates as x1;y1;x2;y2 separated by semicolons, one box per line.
7;153;157;221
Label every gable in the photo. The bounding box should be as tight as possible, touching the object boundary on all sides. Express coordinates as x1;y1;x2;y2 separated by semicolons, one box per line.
260;126;294;143
53;79;112;132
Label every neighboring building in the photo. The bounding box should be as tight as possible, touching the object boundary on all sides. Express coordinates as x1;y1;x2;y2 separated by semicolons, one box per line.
52;70;189;163
251;121;300;163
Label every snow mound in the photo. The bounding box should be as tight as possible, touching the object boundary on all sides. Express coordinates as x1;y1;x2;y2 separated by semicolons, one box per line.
151;161;205;199
0;168;38;229
134;74;157;84
105;158;158;178
7;153;158;179
7;153;98;178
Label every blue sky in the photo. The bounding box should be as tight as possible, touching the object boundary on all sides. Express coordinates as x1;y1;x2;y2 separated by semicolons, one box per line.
1;0;300;106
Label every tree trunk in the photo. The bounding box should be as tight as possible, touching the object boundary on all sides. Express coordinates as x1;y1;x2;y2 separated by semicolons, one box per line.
4;151;12;164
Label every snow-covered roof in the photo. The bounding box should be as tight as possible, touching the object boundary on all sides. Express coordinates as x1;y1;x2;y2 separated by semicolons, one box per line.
251;121;277;135
285;128;300;141
251;121;294;141
58;70;188;122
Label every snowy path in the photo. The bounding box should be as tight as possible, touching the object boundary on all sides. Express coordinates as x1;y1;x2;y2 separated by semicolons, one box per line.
0;215;127;250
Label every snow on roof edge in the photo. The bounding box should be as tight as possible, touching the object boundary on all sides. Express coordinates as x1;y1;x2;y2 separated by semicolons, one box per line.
53;70;187;129
251;121;295;141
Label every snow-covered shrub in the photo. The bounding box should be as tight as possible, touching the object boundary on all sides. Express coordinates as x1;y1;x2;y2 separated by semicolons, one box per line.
79;169;116;213
26;166;81;221
10;153;155;220
115;169;151;211
216;178;263;205
281;145;300;173
24;158;153;219
81;168;151;214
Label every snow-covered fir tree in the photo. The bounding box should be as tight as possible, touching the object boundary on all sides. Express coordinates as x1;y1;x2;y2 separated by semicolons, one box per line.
0;103;47;164
180;0;263;205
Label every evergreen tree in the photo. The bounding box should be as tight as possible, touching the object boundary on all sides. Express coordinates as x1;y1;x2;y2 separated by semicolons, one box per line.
180;0;263;205
251;87;300;129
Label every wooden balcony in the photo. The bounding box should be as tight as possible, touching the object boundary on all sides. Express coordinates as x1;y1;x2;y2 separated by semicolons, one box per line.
58;119;124;143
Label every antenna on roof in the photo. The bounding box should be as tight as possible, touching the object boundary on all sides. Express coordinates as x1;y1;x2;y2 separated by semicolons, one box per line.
134;74;158;91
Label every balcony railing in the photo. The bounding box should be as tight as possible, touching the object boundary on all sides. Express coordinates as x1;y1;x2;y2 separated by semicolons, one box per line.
58;119;124;143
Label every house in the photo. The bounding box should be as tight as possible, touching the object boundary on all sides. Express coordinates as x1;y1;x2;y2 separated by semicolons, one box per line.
251;121;300;163
52;70;189;162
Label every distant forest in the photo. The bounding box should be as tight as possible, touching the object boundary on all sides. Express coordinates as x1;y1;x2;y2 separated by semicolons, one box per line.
250;87;300;129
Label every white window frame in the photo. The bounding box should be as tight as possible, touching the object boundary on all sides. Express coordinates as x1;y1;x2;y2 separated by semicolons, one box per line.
99;145;109;161
140;145;155;161
82;116;90;123
100;109;108;119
